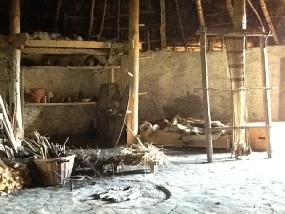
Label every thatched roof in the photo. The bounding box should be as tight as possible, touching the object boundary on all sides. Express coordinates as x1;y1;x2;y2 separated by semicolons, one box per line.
0;0;284;50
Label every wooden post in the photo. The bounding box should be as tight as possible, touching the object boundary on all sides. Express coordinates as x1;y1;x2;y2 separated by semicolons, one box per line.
196;0;212;162
200;28;213;163
53;0;62;32
196;0;205;27
10;0;23;140
98;0;107;40
225;0;234;20
174;0;187;48
260;0;279;45
117;0;121;40
127;0;140;145
160;0;166;50
87;0;96;40
260;36;272;158
108;69;115;84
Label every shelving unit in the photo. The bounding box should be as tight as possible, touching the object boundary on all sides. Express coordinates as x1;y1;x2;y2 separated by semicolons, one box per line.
15;34;125;135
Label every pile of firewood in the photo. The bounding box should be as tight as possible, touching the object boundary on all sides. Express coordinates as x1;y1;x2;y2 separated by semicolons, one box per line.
0;158;30;196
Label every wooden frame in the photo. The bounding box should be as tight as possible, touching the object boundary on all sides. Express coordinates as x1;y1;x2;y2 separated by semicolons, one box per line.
198;28;273;162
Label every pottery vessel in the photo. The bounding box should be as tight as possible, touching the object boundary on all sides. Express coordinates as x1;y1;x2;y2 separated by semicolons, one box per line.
30;88;46;103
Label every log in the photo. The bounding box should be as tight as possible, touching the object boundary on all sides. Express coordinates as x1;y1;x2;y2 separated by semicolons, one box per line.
0;158;29;194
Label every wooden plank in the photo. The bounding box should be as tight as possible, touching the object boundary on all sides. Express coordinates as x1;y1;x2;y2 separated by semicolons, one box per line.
22;65;121;70
24;102;97;106
22;48;109;55
200;28;213;163
11;33;111;48
25;39;111;49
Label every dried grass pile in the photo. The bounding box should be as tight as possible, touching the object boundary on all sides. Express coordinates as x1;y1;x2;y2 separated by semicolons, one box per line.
73;141;171;176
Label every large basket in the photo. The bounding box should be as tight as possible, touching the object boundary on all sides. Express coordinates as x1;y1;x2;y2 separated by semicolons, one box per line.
34;155;75;186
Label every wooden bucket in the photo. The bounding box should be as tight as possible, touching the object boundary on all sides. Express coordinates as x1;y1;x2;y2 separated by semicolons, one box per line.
34;155;75;186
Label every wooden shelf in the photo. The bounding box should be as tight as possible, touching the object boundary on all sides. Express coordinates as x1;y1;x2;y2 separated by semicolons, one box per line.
24;102;97;106
22;65;121;70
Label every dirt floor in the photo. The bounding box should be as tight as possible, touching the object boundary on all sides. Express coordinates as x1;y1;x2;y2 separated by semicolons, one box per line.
0;147;285;214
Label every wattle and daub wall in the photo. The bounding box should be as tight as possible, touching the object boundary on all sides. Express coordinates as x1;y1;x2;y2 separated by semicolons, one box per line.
122;46;285;124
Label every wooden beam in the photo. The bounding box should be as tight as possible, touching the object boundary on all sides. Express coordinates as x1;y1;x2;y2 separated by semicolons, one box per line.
117;0;121;40
10;0;23;137
225;0;234;20
127;0;140;145
21;66;121;70
196;29;272;37
21;48;109;55
260;0;279;45
53;0;62;32
87;0;96;40
160;0;166;49
260;36;272;158
174;0;186;48
196;0;205;27
199;28;213;163
16;37;112;49
98;0;107;40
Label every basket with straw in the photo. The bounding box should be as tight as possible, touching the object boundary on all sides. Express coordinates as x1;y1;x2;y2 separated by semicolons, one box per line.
21;131;75;186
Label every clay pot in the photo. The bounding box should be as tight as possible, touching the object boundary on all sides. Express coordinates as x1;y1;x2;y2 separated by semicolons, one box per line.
30;88;46;103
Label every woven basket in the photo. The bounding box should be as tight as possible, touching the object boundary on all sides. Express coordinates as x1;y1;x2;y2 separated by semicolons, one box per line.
34;155;75;186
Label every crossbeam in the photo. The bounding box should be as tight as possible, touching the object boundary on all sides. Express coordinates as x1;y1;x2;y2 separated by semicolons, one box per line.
196;28;272;37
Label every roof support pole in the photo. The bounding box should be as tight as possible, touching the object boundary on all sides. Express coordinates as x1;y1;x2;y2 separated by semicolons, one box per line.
10;0;22;145
127;0;140;144
199;28;213;163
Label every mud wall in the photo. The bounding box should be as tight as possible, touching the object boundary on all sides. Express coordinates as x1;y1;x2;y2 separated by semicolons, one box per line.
121;46;285;123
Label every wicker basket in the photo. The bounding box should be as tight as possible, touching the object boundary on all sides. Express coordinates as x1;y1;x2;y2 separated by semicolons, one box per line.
34;155;75;186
